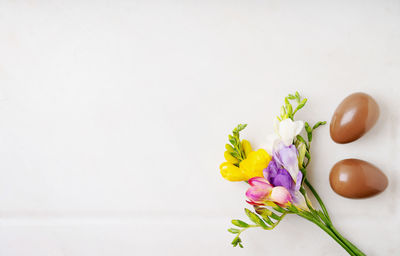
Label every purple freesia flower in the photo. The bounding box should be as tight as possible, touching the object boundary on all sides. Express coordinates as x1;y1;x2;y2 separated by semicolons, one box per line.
264;158;303;193
264;159;294;191
263;160;305;209
273;143;300;183
264;142;303;196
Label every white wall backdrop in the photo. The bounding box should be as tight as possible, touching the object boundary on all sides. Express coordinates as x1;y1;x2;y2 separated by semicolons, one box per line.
0;0;399;255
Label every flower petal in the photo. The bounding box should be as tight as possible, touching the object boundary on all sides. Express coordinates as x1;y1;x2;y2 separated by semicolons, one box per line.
239;149;271;180
263;159;279;182
272;170;294;191
278;119;296;146
277;119;304;146
292;120;304;137
295;171;303;191
224;151;239;164
248;177;271;187
264;159;295;191
270;186;292;205
241;140;253;157
246;200;265;206
273;143;300;183
220;162;246;181
246;185;271;204
292;190;308;210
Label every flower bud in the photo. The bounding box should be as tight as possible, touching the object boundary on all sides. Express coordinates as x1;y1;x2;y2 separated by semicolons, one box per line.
224;151;239;164
220;162;246;181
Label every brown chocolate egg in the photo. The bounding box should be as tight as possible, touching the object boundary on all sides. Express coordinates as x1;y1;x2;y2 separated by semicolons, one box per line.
329;159;388;199
330;92;379;144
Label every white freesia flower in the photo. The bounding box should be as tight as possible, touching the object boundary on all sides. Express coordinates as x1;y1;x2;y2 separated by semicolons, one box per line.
273;118;304;146
293;190;308;210
264;118;304;155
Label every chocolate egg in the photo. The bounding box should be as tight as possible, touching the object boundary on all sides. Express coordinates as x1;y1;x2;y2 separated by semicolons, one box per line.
329;159;388;199
330;92;379;144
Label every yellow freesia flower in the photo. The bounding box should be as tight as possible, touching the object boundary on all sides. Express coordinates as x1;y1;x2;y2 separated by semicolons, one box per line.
241;140;252;157
224;151;239;164
240;149;271;180
220;145;271;182
220;162;246;181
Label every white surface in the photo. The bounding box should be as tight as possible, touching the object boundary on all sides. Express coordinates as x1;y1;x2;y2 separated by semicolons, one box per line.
0;1;399;255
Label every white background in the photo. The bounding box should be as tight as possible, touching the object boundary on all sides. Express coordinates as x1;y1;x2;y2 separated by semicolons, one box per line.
0;0;399;255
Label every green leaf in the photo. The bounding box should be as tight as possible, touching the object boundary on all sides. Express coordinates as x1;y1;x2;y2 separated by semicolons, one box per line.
231;236;243;248
228;135;237;146
231;219;249;228
313;121;327;130
230;151;240;158
253;205;272;217
307;132;312;142
287;204;299;213
280;106;286;116
286;104;293;115
272;206;286;213
304;122;312;133
304;122;312;142
296;103;305;110
244;208;268;229
269;212;281;221
244;208;259;223
228;228;240;234
238;124;247;131
231;236;240;247
225;144;235;152
233;124;247;134
296;135;308;148
297;143;307;166
300;167;307;180
271;203;287;213
293;98;307;113
262;216;273;226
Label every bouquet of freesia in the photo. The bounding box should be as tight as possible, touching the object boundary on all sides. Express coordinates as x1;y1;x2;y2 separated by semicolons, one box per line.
220;92;365;256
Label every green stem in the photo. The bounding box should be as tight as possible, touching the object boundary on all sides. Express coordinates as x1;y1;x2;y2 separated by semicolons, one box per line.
329;225;366;256
300;119;363;254
269;212;287;229
297;212;357;256
304;178;331;223
302;184;365;255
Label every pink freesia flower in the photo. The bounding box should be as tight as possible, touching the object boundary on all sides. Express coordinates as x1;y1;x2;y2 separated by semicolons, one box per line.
246;177;292;207
270;186;293;205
